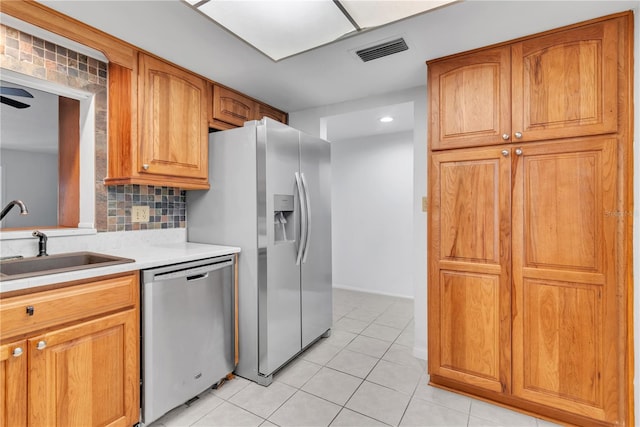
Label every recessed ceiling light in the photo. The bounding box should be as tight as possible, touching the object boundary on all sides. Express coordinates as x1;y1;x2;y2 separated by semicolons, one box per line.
380;116;394;123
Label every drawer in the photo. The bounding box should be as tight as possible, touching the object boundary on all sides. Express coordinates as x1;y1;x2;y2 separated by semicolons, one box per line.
1;272;138;340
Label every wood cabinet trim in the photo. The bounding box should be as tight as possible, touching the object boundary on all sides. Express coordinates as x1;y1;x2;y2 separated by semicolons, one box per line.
426;10;633;66
0;0;136;68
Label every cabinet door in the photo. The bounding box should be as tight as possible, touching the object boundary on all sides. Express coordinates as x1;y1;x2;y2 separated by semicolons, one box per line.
511;138;619;422
255;103;287;124
428;147;511;392
428;46;511;150
28;310;139;427
139;53;208;179
511;19;619;142
0;341;27;427
213;85;255;127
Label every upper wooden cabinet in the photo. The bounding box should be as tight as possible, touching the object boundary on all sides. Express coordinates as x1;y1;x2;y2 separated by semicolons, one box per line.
428;47;511;150
212;85;254;128
429;18;619;150
138;53;209;182
107;54;210;189
211;84;288;129
255;102;288;124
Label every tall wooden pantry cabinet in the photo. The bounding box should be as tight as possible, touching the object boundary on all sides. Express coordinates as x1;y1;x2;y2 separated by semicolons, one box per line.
426;12;633;426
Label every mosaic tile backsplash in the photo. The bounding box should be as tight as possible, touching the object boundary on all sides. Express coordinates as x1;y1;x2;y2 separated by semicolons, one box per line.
107;185;186;232
2;24;190;232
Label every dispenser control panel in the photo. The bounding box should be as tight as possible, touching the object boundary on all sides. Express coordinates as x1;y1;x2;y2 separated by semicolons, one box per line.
274;194;294;211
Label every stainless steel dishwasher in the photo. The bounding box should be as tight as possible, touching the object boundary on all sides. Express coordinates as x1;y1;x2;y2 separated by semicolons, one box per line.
141;255;236;425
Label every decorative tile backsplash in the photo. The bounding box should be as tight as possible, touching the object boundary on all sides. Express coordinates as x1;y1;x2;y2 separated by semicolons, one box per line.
1;24;189;232
107;185;186;232
0;25;108;87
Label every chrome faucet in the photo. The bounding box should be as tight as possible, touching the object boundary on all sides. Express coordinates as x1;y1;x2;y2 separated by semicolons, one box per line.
0;200;29;222
32;230;48;257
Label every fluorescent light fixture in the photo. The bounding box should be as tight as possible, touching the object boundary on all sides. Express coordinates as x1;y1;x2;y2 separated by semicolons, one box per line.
379;116;394;123
341;0;457;29
185;0;458;61
197;1;354;61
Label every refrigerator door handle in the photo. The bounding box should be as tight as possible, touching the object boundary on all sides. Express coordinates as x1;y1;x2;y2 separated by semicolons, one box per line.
295;172;308;266
300;172;312;263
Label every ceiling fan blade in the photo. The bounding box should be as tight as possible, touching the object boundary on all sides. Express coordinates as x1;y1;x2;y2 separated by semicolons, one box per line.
0;87;34;98
0;96;30;109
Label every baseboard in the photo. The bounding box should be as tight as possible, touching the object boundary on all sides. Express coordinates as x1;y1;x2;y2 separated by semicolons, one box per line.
413;346;427;361
332;283;414;300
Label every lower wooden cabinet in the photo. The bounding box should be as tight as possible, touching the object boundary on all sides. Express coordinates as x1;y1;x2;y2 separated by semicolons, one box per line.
1;340;27;427
428;138;628;425
0;273;140;427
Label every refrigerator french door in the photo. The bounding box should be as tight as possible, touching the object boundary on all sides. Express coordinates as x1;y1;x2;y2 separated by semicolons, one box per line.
187;118;332;385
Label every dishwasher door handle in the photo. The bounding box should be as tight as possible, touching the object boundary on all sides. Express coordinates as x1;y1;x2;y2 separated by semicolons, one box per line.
187;272;209;282
148;258;234;282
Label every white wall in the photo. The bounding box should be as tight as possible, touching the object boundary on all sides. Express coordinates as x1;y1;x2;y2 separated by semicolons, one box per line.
331;131;414;298
0;148;58;228
290;85;429;359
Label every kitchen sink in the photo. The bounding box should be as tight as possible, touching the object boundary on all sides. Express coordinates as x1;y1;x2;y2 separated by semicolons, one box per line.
0;251;135;281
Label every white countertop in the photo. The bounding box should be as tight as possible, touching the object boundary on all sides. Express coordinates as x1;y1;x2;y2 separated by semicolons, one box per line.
0;242;240;294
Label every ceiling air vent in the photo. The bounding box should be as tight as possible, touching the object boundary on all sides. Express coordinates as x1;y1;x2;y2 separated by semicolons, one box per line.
355;38;408;62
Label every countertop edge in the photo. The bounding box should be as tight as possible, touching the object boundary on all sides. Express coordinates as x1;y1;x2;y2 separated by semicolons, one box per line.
0;242;241;294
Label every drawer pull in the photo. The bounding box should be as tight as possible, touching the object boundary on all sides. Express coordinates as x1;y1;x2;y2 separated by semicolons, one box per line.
36;340;47;350
12;347;23;357
26;306;34;316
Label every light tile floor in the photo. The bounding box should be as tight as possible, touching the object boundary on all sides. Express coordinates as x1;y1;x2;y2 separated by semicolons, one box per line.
148;289;560;427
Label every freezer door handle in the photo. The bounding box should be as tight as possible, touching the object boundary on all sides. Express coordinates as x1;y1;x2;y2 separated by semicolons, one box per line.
295;172;308;266
300;172;311;264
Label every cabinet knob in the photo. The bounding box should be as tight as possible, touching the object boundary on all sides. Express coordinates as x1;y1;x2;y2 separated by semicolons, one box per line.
26;305;34;316
514;132;523;139
36;340;47;350
12;347;23;357
502;134;510;141
142;164;150;170
515;148;523;156
501;150;509;157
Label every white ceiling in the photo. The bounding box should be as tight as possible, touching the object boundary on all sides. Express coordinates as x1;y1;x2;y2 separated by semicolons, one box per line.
190;0;456;61
37;0;636;115
5;1;635;145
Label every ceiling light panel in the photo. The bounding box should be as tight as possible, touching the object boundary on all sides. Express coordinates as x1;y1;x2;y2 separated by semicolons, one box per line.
197;1;356;61
341;0;458;28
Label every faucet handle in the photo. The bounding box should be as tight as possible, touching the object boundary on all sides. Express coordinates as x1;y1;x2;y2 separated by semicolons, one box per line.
32;230;49;257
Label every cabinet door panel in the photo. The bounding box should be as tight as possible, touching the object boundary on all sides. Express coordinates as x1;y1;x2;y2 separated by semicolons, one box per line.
439;271;500;384
139;54;208;179
213;85;254;127
255;103;287;124
428;147;511;392
428;47;511;150
512;138;618;422
28;310;138;427
0;341;27;427
512;19;618;142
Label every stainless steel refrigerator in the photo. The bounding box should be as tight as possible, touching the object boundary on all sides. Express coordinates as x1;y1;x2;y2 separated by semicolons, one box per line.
187;117;332;385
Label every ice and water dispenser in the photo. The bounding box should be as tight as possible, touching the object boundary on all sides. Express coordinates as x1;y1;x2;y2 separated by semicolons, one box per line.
274;194;294;243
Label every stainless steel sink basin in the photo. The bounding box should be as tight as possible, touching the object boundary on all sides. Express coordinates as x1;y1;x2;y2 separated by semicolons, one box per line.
0;251;135;281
